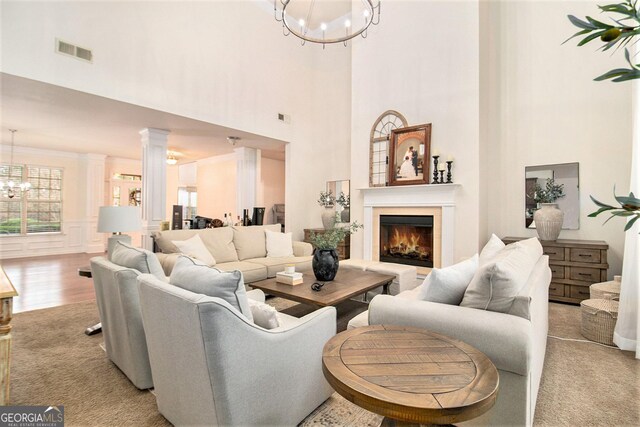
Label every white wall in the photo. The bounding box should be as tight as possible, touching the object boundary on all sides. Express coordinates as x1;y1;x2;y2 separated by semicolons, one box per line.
482;0;633;277
1;0;352;241
260;157;285;224
350;0;481;262
196;154;238;221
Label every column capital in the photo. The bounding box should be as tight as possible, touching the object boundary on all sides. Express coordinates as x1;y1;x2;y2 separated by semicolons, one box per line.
139;128;170;139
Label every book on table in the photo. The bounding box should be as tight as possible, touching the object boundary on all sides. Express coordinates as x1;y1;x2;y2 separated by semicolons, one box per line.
276;271;303;285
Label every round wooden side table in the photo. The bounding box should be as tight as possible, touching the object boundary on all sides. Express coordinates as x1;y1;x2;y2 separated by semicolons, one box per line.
322;325;499;426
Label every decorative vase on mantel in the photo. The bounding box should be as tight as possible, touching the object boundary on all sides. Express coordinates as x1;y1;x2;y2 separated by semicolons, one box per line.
321;207;336;230
533;203;564;241
312;249;339;281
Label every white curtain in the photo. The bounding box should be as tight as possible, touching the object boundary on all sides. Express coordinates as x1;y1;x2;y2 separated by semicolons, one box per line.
613;72;640;359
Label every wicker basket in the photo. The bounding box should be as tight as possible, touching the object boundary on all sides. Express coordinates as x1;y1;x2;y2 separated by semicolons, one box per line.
590;276;621;300
581;298;618;346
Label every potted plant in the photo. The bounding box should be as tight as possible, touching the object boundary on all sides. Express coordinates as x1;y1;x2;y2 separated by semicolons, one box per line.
590;189;640;232
532;179;566;241
308;222;363;281
565;1;640;82
566;2;639;232
317;190;336;229
336;192;350;223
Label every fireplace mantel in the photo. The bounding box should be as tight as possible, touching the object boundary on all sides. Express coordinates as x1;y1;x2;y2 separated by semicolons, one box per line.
360;184;459;269
359;184;459;207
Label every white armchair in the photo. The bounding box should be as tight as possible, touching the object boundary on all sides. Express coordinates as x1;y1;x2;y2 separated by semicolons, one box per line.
136;273;336;426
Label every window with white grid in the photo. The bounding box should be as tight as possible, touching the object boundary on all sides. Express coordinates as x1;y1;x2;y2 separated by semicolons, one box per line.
0;164;63;234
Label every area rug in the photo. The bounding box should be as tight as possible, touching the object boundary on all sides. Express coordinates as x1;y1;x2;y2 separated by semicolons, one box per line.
10;300;639;426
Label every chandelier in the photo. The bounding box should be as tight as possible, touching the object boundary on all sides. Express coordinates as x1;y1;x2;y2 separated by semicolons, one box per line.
1;130;31;198
274;0;381;47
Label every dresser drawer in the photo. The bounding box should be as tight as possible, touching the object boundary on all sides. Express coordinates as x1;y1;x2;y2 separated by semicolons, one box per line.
569;267;601;282
570;248;601;264
569;285;591;301
549;282;566;297
543;246;564;260
550;264;565;279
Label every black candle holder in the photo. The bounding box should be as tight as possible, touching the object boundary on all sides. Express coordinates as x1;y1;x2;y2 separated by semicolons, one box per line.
446;161;453;183
439;170;445;183
432;156;440;184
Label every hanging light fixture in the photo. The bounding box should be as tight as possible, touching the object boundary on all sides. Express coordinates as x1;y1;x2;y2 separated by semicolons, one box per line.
166;151;178;165
1;130;31;199
274;0;381;48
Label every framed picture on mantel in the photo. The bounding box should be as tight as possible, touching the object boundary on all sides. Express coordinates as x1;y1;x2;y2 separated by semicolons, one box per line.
388;123;431;186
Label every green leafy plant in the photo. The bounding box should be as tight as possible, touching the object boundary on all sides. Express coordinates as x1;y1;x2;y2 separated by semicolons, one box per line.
317;190;335;208
336;192;350;209
534;179;566;203
565;0;640;82
308;222;363;250
589;188;640;231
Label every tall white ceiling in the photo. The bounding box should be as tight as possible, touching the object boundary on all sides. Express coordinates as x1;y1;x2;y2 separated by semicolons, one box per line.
0;73;286;162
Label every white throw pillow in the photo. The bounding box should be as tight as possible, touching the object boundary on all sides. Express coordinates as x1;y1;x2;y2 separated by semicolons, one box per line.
248;299;280;329
169;256;253;321
479;234;505;265
265;230;294;257
460;237;543;313
172;234;216;266
419;254;479;305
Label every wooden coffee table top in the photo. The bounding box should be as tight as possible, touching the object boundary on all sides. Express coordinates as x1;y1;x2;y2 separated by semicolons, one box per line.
322;325;499;425
249;268;394;307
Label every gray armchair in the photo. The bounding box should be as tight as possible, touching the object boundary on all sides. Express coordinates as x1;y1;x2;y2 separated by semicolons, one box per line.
90;256;154;389
136;273;336;426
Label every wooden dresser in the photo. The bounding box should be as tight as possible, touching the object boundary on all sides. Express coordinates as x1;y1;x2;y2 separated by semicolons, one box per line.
503;237;609;304
304;228;350;260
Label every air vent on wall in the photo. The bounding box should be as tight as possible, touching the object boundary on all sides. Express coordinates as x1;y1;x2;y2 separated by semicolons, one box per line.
55;39;93;63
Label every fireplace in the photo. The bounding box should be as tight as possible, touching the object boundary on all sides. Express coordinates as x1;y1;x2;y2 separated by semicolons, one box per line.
379;215;434;268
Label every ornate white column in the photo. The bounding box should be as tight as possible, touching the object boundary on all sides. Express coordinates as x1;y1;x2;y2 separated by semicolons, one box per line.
81;153;106;253
140;128;169;250
235;147;261;218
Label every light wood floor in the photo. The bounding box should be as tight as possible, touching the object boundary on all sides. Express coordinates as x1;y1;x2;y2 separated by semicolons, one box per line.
1;252;100;313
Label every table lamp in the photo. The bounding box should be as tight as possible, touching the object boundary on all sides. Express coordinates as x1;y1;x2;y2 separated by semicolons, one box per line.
97;206;142;259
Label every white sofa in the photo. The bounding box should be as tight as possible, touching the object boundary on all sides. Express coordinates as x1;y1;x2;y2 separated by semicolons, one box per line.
356;255;551;427
151;224;313;282
137;273;336;426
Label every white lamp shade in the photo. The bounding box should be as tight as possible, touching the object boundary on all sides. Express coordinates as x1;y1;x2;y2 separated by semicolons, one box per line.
97;206;142;233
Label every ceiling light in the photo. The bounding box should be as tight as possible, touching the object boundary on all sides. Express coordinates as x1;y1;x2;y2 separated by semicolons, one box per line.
274;0;381;48
1;130;31;198
227;136;241;146
166;153;178;165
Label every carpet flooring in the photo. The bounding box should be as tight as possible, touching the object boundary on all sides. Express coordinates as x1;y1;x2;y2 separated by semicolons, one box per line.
10;300;639;426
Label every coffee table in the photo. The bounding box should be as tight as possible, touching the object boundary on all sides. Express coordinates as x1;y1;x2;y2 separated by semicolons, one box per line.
322;325;499;426
249;268;394;307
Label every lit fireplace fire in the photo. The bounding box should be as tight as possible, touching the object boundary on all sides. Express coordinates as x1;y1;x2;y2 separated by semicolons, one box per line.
382;226;431;261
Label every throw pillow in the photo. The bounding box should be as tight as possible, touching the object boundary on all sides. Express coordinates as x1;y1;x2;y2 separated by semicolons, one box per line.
172;234;216;266
111;241;166;281
460;237;543;313
479;234;505;265
248;299;280;329
265;230;294;257
418;254;479;305
169;256;253;321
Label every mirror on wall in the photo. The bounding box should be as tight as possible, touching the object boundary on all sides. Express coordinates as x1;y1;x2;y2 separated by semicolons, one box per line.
327;179;350;223
525;162;580;229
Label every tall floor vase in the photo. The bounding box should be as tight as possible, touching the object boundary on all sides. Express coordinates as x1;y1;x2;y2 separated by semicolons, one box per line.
321;208;336;230
533;203;564;241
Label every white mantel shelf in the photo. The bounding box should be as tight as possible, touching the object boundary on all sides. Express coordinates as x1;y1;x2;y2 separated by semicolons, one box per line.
359;183;459;268
359;184;460;208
